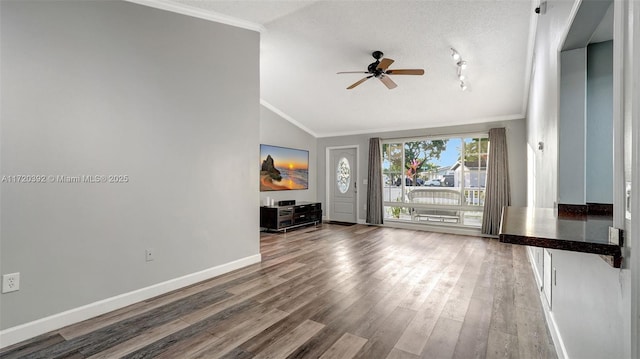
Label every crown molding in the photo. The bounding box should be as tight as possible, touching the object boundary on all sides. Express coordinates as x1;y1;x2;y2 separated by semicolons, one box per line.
260;99;319;138
314;113;525;138
124;0;266;33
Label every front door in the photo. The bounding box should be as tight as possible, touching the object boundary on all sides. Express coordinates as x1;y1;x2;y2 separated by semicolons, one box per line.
329;147;357;223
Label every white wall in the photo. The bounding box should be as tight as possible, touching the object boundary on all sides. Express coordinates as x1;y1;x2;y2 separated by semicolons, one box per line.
0;0;260;332
625;2;640;355
259;105;317;204
526;1;633;358
316;119;527;223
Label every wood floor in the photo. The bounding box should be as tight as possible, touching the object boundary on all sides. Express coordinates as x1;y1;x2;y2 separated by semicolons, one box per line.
0;224;557;359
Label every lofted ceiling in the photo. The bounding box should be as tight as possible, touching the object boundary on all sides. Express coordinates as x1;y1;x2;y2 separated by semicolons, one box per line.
170;0;536;137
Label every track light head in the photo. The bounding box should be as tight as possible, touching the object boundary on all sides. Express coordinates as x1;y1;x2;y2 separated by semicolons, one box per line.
451;48;460;61
451;47;469;90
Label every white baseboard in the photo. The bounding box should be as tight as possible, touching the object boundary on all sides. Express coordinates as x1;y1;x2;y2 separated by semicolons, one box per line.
526;246;543;289
321;216;365;225
544;309;569;359
526;248;568;359
0;254;261;349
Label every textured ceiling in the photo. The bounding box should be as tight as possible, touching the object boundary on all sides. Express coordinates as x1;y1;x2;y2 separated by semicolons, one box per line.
173;0;535;137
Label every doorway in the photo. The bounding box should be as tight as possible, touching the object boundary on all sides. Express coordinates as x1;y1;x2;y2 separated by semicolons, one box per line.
327;146;358;223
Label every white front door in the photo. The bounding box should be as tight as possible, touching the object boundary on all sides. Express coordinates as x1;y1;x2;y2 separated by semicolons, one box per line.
329;147;357;223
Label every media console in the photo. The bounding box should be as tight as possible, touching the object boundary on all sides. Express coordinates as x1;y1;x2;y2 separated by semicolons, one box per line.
260;201;322;232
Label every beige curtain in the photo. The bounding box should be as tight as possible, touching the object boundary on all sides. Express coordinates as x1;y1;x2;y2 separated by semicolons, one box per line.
366;138;384;224
482;128;511;235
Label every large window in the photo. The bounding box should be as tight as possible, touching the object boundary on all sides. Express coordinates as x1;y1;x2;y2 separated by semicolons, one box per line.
382;135;489;227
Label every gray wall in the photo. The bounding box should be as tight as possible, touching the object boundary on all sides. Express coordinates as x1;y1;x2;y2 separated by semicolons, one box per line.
0;1;260;329
259;106;317;204
317;119;527;222
586;40;613;204
558;40;614;206
526;1;630;358
559;48;587;205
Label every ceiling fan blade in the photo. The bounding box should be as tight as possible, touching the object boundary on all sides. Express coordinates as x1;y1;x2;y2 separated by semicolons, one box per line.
377;58;395;71
347;75;373;89
386;69;425;75
379;75;397;89
337;71;369;74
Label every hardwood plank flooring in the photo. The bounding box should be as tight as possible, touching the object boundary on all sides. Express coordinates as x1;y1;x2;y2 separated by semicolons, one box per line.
318;333;367;359
0;224;557;359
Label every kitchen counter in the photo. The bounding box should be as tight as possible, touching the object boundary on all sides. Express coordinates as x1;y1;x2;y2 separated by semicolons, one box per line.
499;207;622;268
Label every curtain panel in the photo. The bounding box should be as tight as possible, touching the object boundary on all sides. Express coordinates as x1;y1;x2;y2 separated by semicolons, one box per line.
481;128;511;235
366;138;384;224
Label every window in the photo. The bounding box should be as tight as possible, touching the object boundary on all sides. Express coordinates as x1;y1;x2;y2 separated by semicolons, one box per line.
382;134;489;227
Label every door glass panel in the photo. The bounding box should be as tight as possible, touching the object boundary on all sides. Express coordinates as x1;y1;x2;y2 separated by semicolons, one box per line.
336;157;350;194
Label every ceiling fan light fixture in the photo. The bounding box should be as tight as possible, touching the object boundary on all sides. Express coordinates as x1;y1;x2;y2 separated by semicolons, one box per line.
338;50;424;90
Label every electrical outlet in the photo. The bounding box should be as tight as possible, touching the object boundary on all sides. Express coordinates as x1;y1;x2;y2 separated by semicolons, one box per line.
2;273;20;293
609;226;622;245
145;249;155;262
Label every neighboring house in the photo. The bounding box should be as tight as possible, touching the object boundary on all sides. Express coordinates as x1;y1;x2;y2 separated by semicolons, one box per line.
418;165;452;182
450;159;487;188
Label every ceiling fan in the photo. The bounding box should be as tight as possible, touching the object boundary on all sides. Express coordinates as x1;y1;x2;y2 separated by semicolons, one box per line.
337;50;425;90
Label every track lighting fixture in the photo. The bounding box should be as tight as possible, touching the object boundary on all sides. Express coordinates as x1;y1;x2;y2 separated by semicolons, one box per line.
451;48;469;91
451;48;460;61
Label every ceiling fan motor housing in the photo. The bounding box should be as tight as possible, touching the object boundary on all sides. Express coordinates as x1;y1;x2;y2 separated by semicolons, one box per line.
368;62;382;75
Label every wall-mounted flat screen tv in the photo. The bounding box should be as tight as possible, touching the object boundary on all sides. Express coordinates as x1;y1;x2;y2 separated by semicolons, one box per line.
260;144;309;191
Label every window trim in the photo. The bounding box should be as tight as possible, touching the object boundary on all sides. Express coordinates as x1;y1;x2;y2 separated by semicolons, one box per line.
381;133;489;227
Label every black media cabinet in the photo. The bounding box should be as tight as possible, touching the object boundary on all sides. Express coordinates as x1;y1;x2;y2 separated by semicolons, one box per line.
260;202;322;232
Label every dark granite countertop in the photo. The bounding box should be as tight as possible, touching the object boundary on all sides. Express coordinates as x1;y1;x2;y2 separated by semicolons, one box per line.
499;207;622;268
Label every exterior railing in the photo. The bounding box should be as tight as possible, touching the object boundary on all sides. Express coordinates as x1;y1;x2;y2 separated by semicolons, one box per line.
383;185;486;206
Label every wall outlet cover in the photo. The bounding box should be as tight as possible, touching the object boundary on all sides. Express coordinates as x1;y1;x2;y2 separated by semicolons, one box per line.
145;249;155;262
2;273;20;293
608;226;621;245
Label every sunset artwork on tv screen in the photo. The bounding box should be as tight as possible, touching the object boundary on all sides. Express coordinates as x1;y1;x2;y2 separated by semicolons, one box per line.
260;144;309;191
